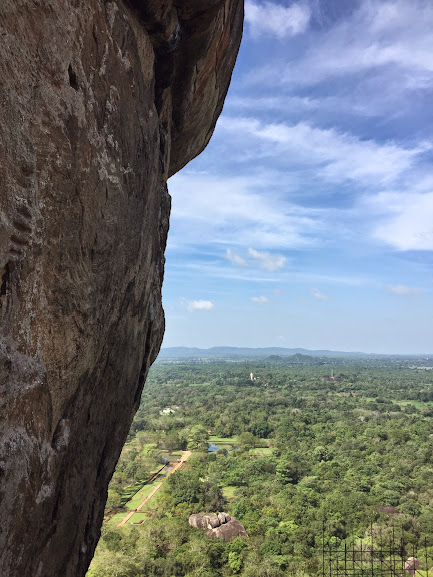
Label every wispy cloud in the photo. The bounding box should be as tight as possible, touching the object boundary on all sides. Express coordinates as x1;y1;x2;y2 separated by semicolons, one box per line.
245;1;310;39
247;1;433;87
369;191;433;251
180;298;214;312
175;262;280;283
386;285;422;296
251;295;269;303
168;172;322;251
170;261;371;287
248;248;287;271
226;248;247;267
312;288;329;301
226;95;319;113
241;1;433;124
297;273;369;287
161;0;433;354
218;116;428;186
225;93;373;119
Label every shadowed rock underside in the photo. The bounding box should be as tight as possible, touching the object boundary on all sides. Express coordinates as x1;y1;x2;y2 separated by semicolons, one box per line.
0;1;243;576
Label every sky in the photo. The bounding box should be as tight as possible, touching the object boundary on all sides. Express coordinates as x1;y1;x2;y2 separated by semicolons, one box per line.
162;0;433;355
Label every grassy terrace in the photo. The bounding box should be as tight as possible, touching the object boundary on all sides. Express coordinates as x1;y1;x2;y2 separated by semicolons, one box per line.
107;512;126;526
125;480;161;511
107;452;191;528
129;512;147;525
208;435;238;444
108;438;272;529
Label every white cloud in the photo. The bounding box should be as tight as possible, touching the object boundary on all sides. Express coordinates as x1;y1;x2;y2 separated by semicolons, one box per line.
241;0;433;124
180;298;214;312
172;261;370;287
297;273;368;287
218;116;427;186
251;295;269;303
245;1;310;39
247;1;433;88
168;172;321;251
311;288;328;301
367;191;433;251
226;93;372;119
248;248;287;271
226;95;318;113
226;248;247;267
386;285;422;296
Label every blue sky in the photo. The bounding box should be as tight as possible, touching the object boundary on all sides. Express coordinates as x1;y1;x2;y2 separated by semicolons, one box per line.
162;0;433;354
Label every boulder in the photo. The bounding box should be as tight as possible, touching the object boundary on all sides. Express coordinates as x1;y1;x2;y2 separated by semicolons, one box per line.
189;512;248;542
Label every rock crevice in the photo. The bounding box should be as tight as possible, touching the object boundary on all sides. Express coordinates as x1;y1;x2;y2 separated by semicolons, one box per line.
0;2;243;576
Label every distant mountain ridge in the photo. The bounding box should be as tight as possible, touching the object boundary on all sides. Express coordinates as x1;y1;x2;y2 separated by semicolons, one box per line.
158;346;378;359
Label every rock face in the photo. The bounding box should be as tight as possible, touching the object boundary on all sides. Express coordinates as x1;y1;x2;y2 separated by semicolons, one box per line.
0;2;243;576
189;512;248;541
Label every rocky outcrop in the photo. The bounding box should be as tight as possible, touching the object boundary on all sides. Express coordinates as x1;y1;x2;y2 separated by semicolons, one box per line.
189;512;248;541
0;2;243;576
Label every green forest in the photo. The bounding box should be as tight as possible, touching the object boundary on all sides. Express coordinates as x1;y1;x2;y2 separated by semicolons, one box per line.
88;355;433;577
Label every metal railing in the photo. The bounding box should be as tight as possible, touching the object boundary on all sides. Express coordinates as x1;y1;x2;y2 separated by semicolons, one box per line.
321;524;429;577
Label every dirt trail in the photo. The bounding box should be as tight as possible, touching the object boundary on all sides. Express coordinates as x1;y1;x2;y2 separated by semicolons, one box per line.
117;451;192;527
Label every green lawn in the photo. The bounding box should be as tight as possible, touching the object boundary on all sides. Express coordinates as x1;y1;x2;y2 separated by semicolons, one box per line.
106;478;162;527
208;436;238;444
249;447;273;456
209;436;269;447
140;480;161;497
107;512;125;527
129;512;147;525
125;480;160;510
222;486;237;499
125;492;144;511
120;481;145;504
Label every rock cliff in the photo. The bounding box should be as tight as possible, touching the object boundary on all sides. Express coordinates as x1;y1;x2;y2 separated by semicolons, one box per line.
0;2;243;576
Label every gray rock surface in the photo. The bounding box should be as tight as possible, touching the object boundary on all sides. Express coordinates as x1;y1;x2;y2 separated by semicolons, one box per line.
189;512;248;541
0;1;243;576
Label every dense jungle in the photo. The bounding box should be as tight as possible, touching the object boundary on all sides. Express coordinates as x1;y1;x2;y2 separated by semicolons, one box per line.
88;354;433;577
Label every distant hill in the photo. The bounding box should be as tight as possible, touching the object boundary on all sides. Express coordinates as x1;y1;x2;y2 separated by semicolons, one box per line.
157;346;374;359
266;353;325;365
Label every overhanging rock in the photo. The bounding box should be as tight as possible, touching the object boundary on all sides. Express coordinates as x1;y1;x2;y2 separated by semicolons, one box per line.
0;1;243;576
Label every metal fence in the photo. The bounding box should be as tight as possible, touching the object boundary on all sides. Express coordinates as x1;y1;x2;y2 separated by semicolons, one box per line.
321;525;429;577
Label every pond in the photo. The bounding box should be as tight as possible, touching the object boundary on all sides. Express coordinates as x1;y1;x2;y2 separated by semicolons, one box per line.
208;443;233;452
